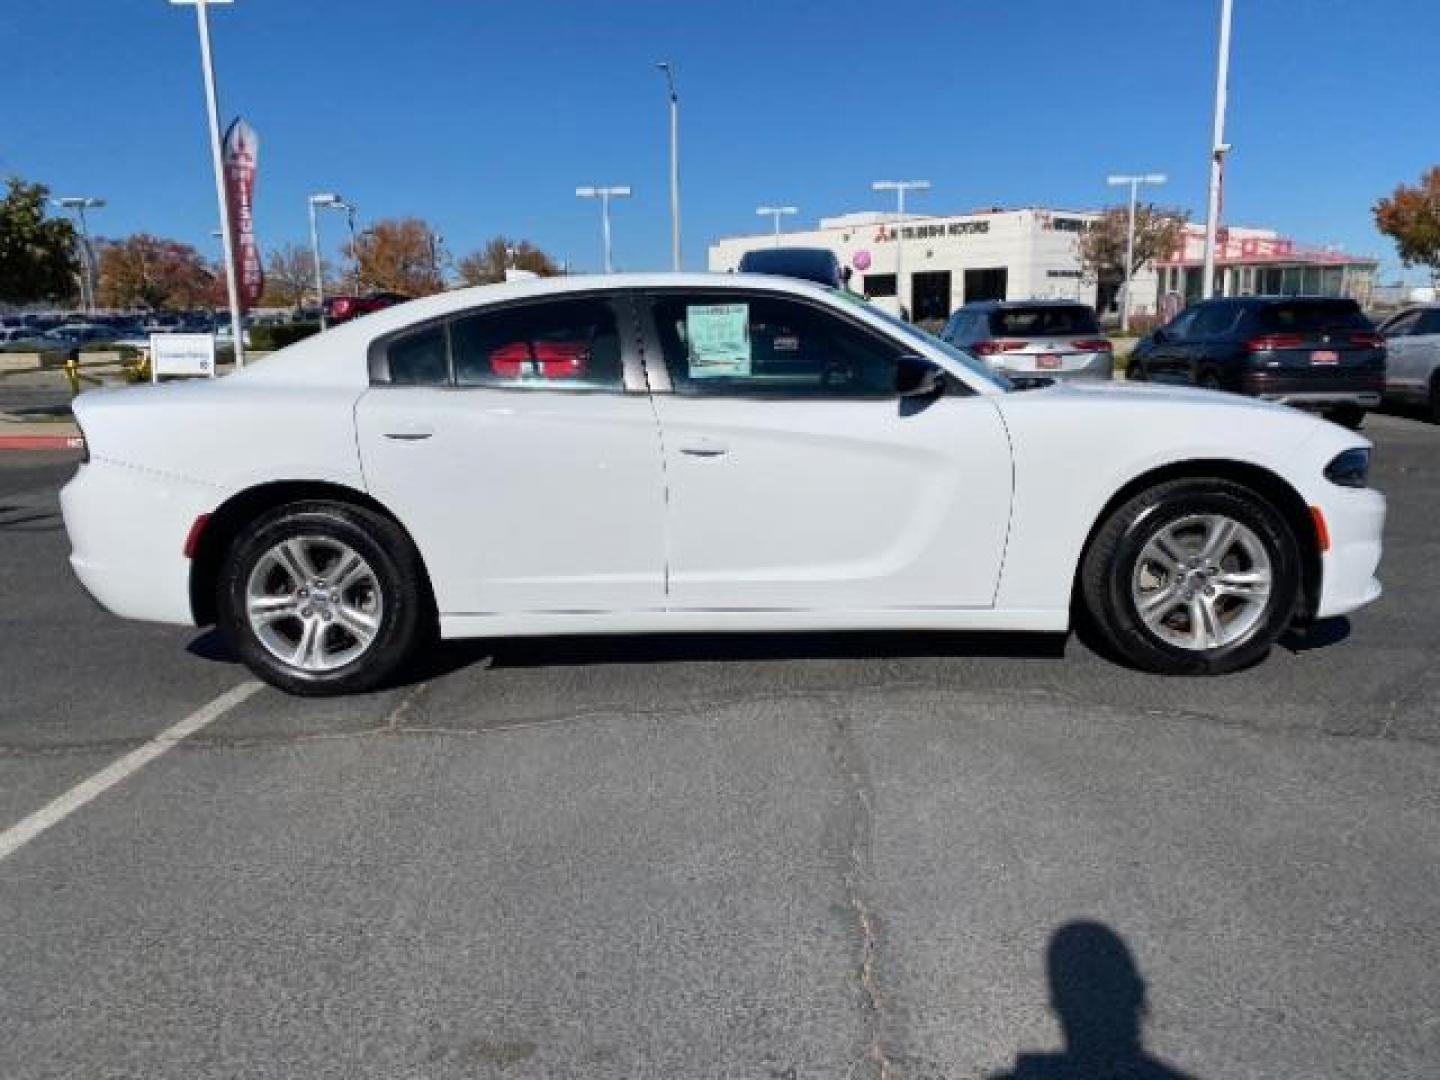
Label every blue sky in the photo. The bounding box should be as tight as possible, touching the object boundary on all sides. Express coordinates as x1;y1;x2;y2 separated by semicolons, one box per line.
4;0;1436;278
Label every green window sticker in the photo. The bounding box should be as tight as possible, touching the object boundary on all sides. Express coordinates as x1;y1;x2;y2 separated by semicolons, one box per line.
685;304;751;378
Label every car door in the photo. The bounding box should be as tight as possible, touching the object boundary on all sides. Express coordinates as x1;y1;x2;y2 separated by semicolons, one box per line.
354;294;667;615
1378;310;1419;397
1186;302;1246;388
1142;306;1201;383
1411;309;1440;399
638;287;1013;611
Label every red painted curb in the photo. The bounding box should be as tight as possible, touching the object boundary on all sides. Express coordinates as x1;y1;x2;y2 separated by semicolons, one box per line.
0;435;84;451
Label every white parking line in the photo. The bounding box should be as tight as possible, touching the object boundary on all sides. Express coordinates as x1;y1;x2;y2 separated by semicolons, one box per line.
0;680;264;864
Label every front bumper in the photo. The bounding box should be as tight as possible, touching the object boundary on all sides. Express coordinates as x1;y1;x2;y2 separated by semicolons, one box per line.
1312;484;1385;620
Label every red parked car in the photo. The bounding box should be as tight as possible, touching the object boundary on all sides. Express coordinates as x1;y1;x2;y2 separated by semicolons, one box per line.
324;291;410;325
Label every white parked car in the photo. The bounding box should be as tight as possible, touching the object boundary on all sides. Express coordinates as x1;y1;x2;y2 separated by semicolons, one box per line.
62;274;1384;695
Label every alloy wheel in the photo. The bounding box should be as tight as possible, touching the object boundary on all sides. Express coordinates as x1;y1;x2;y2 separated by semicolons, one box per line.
245;535;384;672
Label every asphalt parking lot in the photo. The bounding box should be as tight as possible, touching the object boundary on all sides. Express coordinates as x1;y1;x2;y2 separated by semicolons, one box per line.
1;413;1437;1080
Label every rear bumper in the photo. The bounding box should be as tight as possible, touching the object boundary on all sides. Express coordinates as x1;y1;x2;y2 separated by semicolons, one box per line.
1313;485;1385;620
994;352;1113;381
1242;370;1384;408
60;460;213;626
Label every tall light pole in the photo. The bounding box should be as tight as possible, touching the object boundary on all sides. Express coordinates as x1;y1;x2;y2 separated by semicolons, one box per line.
344;202;359;293
171;0;245;367
1202;0;1234;299
872;179;930;320
575;186;631;273
656;61;681;271
756;205;798;246
308;192;347;327
1105;173;1167;332
55;196;104;314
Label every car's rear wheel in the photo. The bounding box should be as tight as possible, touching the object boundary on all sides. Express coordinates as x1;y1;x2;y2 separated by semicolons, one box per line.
217;501;427;695
1080;479;1301;675
1429;372;1440;424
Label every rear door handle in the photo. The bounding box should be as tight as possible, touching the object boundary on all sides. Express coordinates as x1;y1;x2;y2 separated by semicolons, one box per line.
678;437;728;458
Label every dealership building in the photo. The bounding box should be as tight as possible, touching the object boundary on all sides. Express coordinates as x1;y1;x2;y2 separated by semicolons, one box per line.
707;208;1378;324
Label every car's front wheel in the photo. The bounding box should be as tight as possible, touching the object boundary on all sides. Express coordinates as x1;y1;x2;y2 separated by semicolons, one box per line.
217;501;428;695
1080;479;1302;675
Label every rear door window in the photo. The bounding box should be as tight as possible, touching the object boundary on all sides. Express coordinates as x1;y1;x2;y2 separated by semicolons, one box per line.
987;305;1099;336
1188;303;1246;340
1414;310;1440;336
451;298;622;390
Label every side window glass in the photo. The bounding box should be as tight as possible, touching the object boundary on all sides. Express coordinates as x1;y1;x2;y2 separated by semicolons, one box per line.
1165;307;1200;341
451;298;622;390
386;324;449;386
649;292;901;398
1188;304;1234;339
1415;310;1440;336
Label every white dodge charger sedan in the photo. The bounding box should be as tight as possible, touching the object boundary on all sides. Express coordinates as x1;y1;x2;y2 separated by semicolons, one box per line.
61;274;1384;695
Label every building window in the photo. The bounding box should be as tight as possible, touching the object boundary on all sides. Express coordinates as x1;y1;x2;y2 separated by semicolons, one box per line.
963;267;1008;303
864;273;897;298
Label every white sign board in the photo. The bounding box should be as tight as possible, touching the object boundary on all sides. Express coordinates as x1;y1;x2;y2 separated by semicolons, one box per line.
150;333;217;381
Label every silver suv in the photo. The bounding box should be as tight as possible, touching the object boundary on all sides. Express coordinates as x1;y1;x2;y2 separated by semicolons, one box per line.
1379;303;1440;421
940;300;1113;381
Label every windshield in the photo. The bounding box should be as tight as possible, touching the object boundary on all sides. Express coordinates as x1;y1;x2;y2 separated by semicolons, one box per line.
854;295;1013;391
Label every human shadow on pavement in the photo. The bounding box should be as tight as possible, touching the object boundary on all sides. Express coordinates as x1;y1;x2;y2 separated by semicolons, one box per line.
988;921;1199;1080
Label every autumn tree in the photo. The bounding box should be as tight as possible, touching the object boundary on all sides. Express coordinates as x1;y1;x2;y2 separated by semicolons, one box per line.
96;235;215;309
1078;205;1187;296
346;217;446;296
1374;166;1440;287
455;236;561;286
262;243;327;310
0;176;80;305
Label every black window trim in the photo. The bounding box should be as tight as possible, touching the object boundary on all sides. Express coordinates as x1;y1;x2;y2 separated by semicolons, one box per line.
632;285;968;402
366;289;646;394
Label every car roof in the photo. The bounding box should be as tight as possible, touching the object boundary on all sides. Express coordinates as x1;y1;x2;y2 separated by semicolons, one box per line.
960;299;1092;310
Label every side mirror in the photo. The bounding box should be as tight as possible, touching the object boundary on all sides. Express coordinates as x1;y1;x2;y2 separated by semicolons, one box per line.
896;354;944;398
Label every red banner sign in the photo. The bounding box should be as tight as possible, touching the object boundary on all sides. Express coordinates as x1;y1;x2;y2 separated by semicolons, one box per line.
222;117;263;309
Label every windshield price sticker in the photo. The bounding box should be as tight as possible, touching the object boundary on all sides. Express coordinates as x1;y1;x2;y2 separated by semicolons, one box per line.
686;304;751;378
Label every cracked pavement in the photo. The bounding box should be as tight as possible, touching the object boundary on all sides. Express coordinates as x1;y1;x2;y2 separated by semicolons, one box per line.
1;412;1438;1079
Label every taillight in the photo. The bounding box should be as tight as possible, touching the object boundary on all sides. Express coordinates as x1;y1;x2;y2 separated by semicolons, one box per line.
1071;339;1113;352
183;514;211;559
975;339;1028;355
333;299;351;316
1245;333;1306;353
1350;330;1383;348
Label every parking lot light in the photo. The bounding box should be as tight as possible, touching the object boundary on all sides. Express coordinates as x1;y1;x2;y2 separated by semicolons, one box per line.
54;196;104;314
656;62;681;271
1202;0;1234;299
575;186;632;274
308;192;348;328
1105;173;1168;333
756;206;798;247
169;0;245;367
872;180;930;320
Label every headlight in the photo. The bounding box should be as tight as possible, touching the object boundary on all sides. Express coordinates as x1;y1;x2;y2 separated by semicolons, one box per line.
1324;447;1369;488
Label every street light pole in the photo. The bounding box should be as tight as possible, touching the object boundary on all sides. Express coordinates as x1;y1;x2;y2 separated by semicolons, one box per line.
657;61;681;271
171;0;245;367
756;205;798;246
55;197;104;314
308;193;346;327
1105;173;1167;332
1202;0;1234;299
872;180;929;319
575;186;632;273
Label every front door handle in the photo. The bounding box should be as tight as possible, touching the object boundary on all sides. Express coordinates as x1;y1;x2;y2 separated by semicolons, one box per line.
678;437;728;458
382;421;435;441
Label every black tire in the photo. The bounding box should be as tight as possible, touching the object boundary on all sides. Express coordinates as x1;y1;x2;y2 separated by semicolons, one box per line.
1079;479;1302;676
217;501;428;696
1198;369;1223;391
1125;357;1147;381
1325;403;1366;430
1429;373;1440;424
